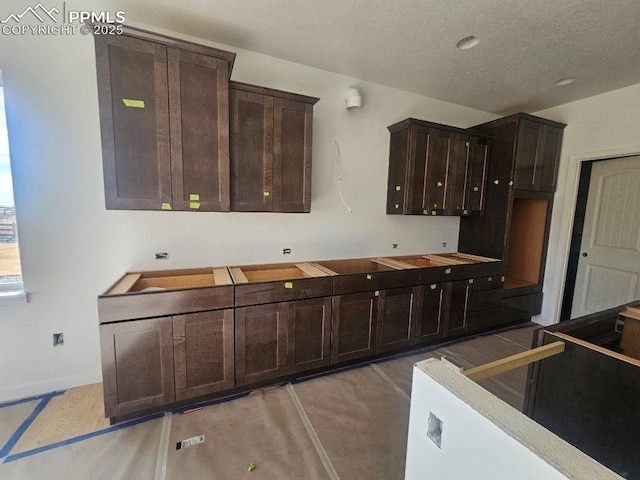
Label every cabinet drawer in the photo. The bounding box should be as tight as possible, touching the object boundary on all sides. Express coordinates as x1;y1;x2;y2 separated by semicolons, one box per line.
235;277;332;307
467;307;502;332
332;269;418;295
418;263;475;283
473;261;504;277
98;285;235;323
501;293;542;324
470;288;504;311
471;275;503;292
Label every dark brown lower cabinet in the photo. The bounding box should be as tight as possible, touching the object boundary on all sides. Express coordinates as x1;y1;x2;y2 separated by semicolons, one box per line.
235;297;332;385
467;276;504;333
173;310;234;401
376;287;418;352
331;291;377;363
235;303;287;386
445;280;471;336
414;283;447;344
502;293;543;324
100;317;175;418
287;297;332;374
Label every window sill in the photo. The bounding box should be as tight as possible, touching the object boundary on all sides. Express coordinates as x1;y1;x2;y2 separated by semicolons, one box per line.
0;290;28;306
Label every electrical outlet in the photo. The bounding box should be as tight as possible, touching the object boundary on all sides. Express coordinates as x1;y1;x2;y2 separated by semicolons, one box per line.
392;243;398;249
442;242;448;248
283;248;291;255
427;412;443;448
155;252;168;260
53;333;64;347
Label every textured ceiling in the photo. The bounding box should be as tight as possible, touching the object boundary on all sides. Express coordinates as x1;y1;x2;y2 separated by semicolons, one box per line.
103;0;640;114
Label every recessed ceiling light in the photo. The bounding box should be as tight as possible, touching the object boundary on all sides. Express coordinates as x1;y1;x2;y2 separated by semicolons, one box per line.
456;36;480;50
554;77;576;86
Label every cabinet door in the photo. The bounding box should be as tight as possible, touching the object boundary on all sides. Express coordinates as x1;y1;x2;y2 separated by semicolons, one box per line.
169;48;230;212
173;310;234;401
376;287;417;353
414;283;446;344
464;138;489;214
235;304;286;386
286;297;332;374
230;90;274;211
536;126;563;192
386;128;410;214
446;134;470;213
445;280;470;336
424;129;453;213
100;317;175;418
95;35;171;210
331;292;377;363
514;119;543;190
273;98;313;212
405;125;430;214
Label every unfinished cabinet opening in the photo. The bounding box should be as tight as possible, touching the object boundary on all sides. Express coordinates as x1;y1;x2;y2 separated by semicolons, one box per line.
107;268;233;294
505;198;549;289
229;262;328;283
312;258;399;275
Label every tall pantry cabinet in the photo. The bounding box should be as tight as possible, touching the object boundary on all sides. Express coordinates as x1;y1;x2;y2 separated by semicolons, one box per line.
459;113;565;323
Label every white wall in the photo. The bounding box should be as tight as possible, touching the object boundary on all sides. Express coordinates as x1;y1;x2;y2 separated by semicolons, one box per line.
0;13;496;400
533;83;640;325
405;359;621;480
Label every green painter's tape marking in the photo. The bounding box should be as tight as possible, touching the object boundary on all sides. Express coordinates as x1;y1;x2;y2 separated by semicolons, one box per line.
122;99;145;108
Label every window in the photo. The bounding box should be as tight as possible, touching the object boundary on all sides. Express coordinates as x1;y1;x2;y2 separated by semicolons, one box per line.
0;71;23;295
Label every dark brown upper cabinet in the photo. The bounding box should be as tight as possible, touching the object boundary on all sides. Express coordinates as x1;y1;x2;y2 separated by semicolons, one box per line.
513;118;564;192
386;118;490;216
94;27;235;211
230;82;319;213
168;48;231;211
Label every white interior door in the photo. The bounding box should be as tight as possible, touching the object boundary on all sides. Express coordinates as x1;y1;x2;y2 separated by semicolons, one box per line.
571;156;640;318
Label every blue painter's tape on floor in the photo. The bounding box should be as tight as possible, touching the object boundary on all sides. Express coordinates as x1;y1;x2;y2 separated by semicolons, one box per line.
0;390;65;410
3;411;165;463
0;391;62;458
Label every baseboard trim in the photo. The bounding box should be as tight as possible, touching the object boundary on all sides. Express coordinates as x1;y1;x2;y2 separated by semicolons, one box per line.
0;372;101;403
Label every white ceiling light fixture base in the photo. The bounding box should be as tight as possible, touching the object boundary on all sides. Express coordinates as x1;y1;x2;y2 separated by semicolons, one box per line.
456;35;480;50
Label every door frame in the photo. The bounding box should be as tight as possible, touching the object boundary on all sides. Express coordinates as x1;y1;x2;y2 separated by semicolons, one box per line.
551;145;640;324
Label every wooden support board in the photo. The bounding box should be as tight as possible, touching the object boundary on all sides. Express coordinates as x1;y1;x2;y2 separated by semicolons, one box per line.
228;267;248;284
213;268;233;285
372;257;418;270
307;262;339;276
106;273;142;294
422;254;472;265
454;252;500;263
295;263;330;278
464;341;565;381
